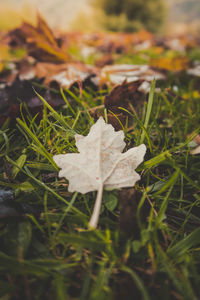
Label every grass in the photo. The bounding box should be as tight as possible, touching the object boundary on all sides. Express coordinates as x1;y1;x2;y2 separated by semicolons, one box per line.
0;67;200;299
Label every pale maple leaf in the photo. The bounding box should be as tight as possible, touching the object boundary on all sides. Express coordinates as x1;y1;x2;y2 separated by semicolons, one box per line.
53;117;146;228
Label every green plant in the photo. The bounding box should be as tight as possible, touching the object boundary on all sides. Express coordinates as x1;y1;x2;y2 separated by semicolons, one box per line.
93;0;166;32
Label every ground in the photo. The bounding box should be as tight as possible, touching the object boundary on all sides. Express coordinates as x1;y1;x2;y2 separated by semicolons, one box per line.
0;15;200;300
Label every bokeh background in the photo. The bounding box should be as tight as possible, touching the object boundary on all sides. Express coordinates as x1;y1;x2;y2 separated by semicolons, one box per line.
0;0;200;34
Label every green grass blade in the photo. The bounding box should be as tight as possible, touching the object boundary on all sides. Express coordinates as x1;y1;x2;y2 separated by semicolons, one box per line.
140;80;156;144
167;227;200;258
17;118;58;169
120;265;150;300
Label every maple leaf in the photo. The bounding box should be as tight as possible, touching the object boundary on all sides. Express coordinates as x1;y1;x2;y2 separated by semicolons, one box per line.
53;117;146;228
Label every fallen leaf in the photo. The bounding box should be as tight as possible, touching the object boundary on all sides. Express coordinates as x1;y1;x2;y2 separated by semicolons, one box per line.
101;64;165;85
0;57;97;89
105;80;143;113
9;14;70;63
150;56;189;71
104;81;144;130
45;63;97;89
53;117;146;228
16;61;97;89
34;62;67;80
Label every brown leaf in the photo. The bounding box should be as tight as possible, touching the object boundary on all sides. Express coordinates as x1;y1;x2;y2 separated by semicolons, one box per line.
107;113;126;131
105;80;143;113
12;14;70;63
34;62;97;89
34;62;67;79
104;81;144;129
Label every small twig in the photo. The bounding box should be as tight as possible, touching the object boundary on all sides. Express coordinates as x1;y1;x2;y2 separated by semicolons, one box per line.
146;194;158;216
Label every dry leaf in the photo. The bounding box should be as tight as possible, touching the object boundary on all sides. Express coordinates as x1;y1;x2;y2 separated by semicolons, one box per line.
101;64;165;85
48;64;96;89
11;14;70;63
104;81;144;130
150;56;189;71
16;61;97;89
53;117;146;228
105;80;143;113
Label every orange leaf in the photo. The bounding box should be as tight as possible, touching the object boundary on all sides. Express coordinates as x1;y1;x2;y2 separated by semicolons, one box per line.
19;14;70;63
150;56;189;71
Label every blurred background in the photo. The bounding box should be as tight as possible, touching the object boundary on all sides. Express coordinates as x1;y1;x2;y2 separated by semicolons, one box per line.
0;0;200;34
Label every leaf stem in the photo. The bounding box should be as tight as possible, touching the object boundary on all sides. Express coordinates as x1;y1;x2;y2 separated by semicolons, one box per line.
89;184;104;229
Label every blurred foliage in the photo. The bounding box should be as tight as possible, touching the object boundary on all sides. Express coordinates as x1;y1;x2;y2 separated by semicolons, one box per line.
170;0;200;22
93;0;166;32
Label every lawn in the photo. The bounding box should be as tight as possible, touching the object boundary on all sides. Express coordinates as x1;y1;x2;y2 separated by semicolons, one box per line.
0;16;200;300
